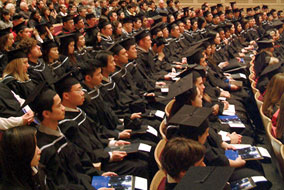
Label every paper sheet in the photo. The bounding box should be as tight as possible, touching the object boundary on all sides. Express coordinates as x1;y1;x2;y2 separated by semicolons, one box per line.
222;104;236;116
134;176;148;190
138;143;151;152
155;110;165;118
251;176;267;183
147;126;158;136
218;130;231;142
161;88;169;93
257;147;271;158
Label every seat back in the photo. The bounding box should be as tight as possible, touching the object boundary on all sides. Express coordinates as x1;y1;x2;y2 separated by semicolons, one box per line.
154;139;167;169
251;81;258;94
260;105;271;130
165;99;175;117
159;119;167;139
249;65;255;75
280;145;284;179
150;170;166;190
254;91;263;110
249;73;255;83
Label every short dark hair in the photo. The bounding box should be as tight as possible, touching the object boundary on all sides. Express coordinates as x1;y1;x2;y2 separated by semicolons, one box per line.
55;76;80;99
81;61;102;79
33;89;57;121
94;51;113;68
161;137;206;179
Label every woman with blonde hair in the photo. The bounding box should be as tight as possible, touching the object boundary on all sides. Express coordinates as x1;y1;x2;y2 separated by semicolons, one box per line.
263;73;284;119
2;49;35;99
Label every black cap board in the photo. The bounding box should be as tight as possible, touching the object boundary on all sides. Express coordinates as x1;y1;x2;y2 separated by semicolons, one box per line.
86;13;95;20
167;73;193;99
62;15;73;23
107;40;124;54
0;27;11;37
41;40;58;53
73;15;83;24
259;62;282;77
135;29;150;42
159;10;168;16
168;105;212;136
13;21;28;33
174;166;234;190
7;48;27;63
257;39;274;49
98;19;111;29
152;36;166;47
58;33;75;46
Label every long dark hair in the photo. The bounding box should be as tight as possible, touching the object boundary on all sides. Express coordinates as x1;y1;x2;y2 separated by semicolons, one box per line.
0;126;37;189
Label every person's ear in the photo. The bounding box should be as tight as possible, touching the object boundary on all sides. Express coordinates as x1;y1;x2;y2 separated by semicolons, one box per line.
85;74;91;83
62;92;70;101
113;54;119;62
42;110;50;119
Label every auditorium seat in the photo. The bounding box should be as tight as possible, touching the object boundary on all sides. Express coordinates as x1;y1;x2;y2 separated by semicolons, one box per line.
254;91;263;110
154;139;167;169
260;105;271;130
165;99;175;117
159;119;167;139
150;170;166;190
251;80;258;95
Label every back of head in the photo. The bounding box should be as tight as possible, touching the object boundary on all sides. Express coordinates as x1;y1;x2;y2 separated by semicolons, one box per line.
0;126;36;187
161;137;205;180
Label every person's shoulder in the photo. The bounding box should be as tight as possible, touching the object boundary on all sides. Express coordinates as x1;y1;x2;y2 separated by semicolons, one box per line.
0;182;27;190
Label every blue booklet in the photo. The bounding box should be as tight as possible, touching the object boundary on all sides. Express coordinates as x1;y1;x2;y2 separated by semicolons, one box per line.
92;175;133;190
225;146;263;161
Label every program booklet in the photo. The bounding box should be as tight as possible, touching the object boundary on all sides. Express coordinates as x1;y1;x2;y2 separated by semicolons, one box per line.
225;146;264;161
230;177;256;190
92;175;147;190
105;143;140;153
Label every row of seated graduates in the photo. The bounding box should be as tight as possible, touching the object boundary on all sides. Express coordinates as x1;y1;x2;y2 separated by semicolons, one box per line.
0;1;284;190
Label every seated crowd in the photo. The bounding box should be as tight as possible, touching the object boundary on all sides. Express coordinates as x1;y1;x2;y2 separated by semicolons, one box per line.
0;0;283;189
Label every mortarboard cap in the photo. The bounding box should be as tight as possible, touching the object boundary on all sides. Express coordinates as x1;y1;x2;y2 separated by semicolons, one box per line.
120;37;136;50
62;15;74;23
259;62;281;77
58;33;75;46
159;10;168;17
174;166;234;190
41;40;58;53
108;40;124;54
13;13;23;21
150;22;163;36
210;6;217;11
98;19;111;29
217;11;224;16
262;5;268;9
253;6;260;11
152;36;166;47
246;8;252;12
160;23;168;30
183;7;189;13
36;23;47;35
73;15;83;24
0;27;11;37
151;15;162;25
272;20;284;29
7;48;27;63
233;8;239;13
86;13;96;20
217;4;223;8
257;39;274;49
168;105;212;136
135;29;150;42
230;1;236;6
13;21;28;33
122;16;133;24
167;73;193;99
203;10;210;17
225;10;232;15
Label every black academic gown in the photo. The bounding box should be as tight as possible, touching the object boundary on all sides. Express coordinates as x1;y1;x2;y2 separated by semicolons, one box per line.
37;128;98;190
59;108;149;178
1;75;35;99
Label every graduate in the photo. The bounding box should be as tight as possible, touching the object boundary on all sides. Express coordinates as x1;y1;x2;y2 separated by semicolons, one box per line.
54;75;150;179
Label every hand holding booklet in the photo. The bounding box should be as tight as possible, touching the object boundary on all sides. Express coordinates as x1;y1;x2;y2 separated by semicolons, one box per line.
225;146;264;161
92;175;148;190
